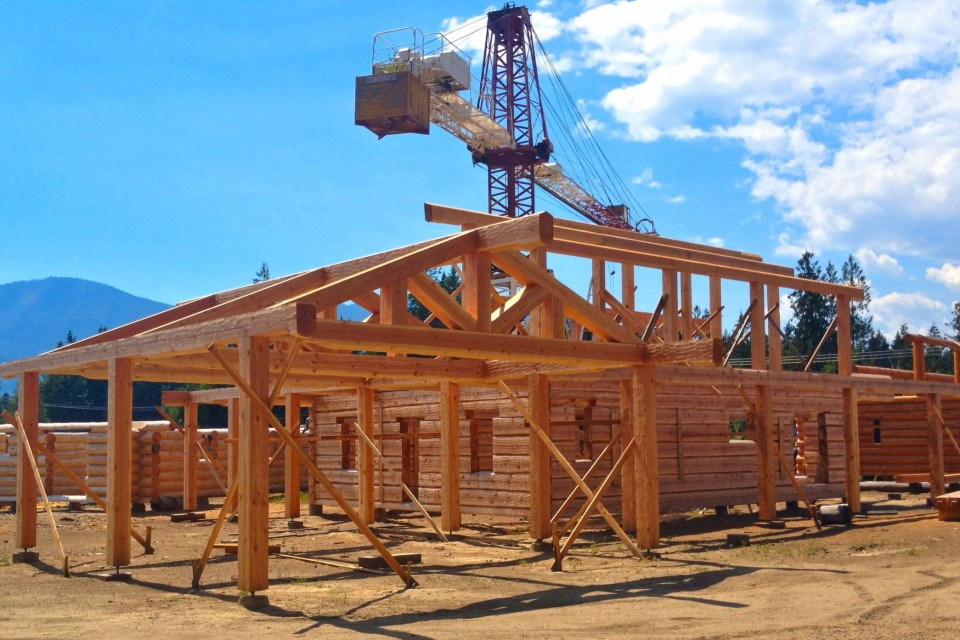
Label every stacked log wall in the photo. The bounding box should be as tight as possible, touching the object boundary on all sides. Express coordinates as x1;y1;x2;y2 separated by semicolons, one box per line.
859;397;960;477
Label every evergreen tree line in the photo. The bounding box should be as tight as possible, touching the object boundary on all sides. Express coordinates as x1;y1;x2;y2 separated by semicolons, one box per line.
727;251;960;373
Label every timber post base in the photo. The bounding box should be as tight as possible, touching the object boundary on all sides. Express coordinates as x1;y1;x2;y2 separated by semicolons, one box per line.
308;504;323;517
12;550;39;564
239;594;270;610
96;568;133;582
287;519;304;530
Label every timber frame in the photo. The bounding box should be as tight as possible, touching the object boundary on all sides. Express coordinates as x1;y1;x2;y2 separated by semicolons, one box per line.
4;203;959;595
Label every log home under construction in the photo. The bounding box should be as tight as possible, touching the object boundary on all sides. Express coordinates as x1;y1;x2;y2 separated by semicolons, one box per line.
3;203;959;597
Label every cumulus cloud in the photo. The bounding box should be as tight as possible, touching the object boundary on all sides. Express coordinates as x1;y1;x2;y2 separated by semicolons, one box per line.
872;291;948;336
631;168;654;185
567;0;960;259
927;263;960;291
667;195;686;204
856;248;903;277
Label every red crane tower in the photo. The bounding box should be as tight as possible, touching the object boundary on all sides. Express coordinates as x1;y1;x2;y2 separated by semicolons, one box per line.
354;3;655;233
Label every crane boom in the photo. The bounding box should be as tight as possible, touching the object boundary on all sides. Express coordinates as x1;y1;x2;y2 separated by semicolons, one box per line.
430;91;634;230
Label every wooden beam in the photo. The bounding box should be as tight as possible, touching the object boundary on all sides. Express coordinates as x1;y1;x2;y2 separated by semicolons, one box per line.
357;386;376;525
284;393;302;520
407;271;477;331
661;271;678;342
463;251;492;332
238;336;270;594
491;284;549;334
379;280;408;328
492;250;636;343
621;263;635;311
527;374;551;539
842;387;861;512
750;282;766;370
183;402;198;511
1;303;312;378
439;381;461;532
928;394;945;499
709;275;722;340
767;286;782;372
299;318;647;366
680;272;693;340
805;316;838;372
632;364;659;549
15;372;39;550
619;379;635;533
106;358;133;567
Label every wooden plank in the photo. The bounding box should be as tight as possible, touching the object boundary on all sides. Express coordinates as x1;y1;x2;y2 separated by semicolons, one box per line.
439;381;461;532
107;358;133;567
238;336;270;594
619;380;635;533
15;372;39;550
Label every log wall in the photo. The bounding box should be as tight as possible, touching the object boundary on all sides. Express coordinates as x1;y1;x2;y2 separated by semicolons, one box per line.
859;397;960;477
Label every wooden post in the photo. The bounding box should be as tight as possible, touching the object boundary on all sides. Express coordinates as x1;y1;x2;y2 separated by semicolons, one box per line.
619;379;635;533
107;358;133;567
439;381;461;532
928;393;945;499
621;263;635;312
661;270;678;342
227;398;239;511
680;272;693;340
749;281;766;370
357;386;376;525
754;384;777;521
709;275;722;340
954;351;960;384
591;259;605;310
766;285;782;371
15;372;39;551
183;402;198;511
913;341;926;381
380;280;407;328
632;364;658;549
463;251;492;332
284;393;302;519
837;294;861;512
528;373;551;539
238;336;270;595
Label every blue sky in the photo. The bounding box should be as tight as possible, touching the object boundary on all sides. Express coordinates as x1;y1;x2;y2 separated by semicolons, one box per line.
2;0;958;338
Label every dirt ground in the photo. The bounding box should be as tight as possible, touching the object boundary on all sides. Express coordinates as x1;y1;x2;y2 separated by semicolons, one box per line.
1;490;958;639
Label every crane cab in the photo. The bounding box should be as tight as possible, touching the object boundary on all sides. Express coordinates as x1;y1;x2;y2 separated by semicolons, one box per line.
355;29;471;138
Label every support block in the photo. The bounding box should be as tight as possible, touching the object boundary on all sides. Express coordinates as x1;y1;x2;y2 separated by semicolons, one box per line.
308;504;324;517
239;594;270;610
727;533;750;548
934;491;960;521
96;570;133;582
358;552;421;570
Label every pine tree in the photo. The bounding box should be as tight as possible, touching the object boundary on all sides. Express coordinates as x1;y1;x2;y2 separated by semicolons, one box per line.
786;252;832;368
253;262;271;283
840;255;875;352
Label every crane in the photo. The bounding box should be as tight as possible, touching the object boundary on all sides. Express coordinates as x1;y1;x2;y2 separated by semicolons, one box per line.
355;4;655;234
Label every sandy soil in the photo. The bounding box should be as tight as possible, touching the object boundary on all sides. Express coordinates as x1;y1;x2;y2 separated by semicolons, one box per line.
1;491;959;639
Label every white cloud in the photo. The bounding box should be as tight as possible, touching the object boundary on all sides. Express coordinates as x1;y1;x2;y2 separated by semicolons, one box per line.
856;248;903;277
927;263;960;291
872;291;947;336
707;237;725;248
667;195;686;204
631;168;653;185
567;0;960;259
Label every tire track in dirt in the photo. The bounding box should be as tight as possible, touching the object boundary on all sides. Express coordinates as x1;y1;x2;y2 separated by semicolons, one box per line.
857;570;960;623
